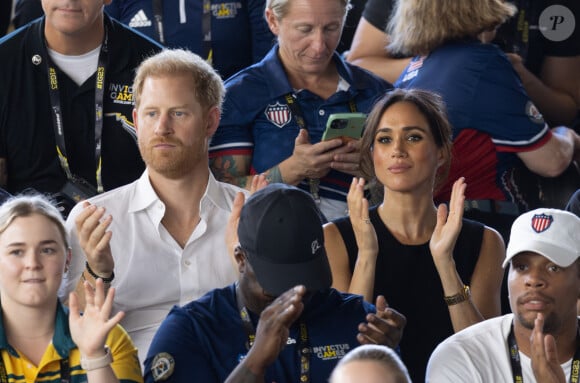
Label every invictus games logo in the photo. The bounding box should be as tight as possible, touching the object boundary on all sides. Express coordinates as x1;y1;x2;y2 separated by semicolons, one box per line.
539;5;575;42
212;2;242;18
312;344;350;360
109;83;134;105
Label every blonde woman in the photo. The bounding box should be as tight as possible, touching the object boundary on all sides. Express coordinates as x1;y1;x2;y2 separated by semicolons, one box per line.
0;194;141;382
389;0;580;236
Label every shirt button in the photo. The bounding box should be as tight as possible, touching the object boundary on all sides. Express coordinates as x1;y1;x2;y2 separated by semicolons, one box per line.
318;109;325;116
184;260;191;266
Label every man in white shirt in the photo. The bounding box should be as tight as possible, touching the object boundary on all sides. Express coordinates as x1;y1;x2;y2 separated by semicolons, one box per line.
60;49;256;364
427;208;580;383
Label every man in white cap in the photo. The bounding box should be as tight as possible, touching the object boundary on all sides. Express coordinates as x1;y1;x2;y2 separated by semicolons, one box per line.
426;208;580;383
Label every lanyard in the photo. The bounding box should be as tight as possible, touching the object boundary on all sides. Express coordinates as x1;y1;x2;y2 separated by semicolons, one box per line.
45;27;109;194
513;0;531;60
284;93;357;203
202;0;213;65
152;0;165;44
0;357;70;383
508;321;580;383
236;290;311;382
151;0;212;62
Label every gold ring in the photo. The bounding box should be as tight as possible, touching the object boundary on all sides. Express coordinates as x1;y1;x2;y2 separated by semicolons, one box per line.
363;218;371;224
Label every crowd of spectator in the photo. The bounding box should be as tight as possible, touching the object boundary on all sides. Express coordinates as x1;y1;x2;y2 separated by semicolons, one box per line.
0;0;578;382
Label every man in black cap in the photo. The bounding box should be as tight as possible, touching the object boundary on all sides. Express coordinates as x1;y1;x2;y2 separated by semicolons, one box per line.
144;183;406;383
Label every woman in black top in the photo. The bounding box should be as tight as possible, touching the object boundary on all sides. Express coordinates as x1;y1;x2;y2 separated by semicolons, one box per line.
323;89;505;382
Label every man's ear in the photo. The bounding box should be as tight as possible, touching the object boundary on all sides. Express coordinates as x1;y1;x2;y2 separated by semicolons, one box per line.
206;106;220;137
234;246;246;274
132;108;140;134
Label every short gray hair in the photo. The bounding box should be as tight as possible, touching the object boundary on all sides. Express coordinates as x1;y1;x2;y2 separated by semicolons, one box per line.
266;0;351;20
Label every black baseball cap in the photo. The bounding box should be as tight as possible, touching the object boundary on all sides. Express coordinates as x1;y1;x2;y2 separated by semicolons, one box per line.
237;183;332;296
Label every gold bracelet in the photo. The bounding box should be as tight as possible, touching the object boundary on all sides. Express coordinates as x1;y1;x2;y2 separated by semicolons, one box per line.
444;285;471;306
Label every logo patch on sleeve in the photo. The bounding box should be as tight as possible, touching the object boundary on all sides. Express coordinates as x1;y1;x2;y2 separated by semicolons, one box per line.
151;352;175;381
525;101;544;124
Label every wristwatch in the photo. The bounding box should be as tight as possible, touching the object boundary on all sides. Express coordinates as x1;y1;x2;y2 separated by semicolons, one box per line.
81;346;113;371
444;285;471;306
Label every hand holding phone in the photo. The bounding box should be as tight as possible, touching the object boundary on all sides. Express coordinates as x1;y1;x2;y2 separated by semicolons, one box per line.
322;113;367;143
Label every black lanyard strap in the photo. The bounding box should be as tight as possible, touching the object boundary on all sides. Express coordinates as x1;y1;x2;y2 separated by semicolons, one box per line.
152;0;165;44
236;286;310;382
298;322;310;383
508;320;580;383
283;93;356;203
283;94;357;130
45;27;109;194
202;0;212;64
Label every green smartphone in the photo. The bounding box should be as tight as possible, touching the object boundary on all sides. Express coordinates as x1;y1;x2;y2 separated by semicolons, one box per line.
321;113;367;142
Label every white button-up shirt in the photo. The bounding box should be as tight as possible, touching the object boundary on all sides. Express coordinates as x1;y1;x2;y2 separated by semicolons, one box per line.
60;170;247;364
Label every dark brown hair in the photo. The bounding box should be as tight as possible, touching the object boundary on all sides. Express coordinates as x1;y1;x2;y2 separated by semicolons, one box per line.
360;88;453;198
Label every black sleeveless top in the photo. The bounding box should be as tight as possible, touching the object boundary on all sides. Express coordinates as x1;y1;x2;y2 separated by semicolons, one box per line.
333;205;484;383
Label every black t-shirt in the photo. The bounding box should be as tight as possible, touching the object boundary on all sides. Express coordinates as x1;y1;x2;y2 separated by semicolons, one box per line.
362;0;393;31
0;15;162;195
333;207;484;383
494;0;580;75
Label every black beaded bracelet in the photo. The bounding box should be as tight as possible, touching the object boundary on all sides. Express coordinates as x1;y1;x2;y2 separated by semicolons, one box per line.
85;261;115;283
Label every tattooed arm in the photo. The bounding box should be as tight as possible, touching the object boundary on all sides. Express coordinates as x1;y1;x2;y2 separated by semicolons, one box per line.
210;154;283;190
210;129;346;190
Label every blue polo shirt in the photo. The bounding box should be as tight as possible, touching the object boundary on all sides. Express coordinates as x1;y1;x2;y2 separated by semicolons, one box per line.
144;285;377;383
395;41;550;207
210;45;391;203
105;0;274;79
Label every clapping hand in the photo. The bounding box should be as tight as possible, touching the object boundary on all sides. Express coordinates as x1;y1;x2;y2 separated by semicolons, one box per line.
75;202;114;277
69;278;124;358
348;177;378;257
530;313;566;383
357;295;406;349
430;177;466;267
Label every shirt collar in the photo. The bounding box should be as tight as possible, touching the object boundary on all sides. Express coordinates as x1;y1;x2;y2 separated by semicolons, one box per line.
0;300;76;358
260;44;375;99
25;14;127;76
128;169;234;214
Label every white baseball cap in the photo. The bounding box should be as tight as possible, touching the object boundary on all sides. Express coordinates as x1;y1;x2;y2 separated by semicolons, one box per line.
503;208;580;268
